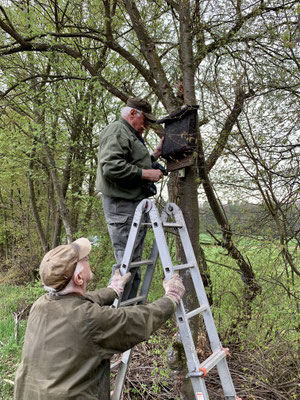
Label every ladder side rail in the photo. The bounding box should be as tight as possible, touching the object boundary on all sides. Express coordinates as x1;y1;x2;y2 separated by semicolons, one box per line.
160;206;211;400
113;200;161;400
119;242;160;307
216;358;237;399
139;239;159;301
175;304;204;375
112;350;133;400
119;199;149;273
165;203;223;353
148;204;209;399
113;200;150;308
159;205;201;369
148;203;174;281
164;203;238;399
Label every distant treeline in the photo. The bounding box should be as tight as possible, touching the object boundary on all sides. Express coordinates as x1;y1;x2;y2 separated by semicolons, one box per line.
199;201;300;238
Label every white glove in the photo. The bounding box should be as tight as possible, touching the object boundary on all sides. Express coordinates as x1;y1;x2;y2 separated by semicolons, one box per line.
163;274;185;305
108;269;131;297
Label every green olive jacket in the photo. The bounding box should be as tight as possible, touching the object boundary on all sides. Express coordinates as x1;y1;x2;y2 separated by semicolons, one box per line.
14;288;174;400
95;118;152;200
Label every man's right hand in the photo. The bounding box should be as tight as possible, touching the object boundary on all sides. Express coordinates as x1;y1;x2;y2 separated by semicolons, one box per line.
142;169;163;182
108;269;131;297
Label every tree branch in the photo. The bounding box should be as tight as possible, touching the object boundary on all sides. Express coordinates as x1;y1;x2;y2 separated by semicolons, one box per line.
122;0;179;111
0;15;29;47
206;85;255;171
194;1;296;66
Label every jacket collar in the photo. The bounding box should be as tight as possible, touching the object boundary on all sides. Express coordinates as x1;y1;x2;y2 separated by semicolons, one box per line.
119;118;145;146
48;292;94;303
119;117;137;134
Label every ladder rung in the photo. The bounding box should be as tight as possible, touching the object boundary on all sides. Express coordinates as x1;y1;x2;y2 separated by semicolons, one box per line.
163;222;183;228
197;349;228;376
185;305;208;319
128;259;154;268
120;295;145;307
142;222;183;228
173;262;195;271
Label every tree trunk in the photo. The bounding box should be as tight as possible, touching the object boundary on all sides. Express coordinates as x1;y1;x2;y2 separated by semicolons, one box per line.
27;146;48;253
166;2;205;398
42;141;73;243
0;188;9;258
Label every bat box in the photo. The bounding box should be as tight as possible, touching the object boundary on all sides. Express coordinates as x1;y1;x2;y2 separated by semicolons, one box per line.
158;105;199;171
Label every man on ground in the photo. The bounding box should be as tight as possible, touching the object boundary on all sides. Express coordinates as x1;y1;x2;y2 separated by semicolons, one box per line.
14;237;185;400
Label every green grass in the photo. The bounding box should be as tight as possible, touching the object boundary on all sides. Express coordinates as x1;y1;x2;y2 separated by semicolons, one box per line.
203;234;299;348
0;283;44;399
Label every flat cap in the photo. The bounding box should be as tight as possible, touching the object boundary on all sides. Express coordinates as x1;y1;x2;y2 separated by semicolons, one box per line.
40;238;92;291
127;97;156;122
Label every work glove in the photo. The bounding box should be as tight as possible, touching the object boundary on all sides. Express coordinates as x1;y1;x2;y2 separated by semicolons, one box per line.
163;274;185;305
108;269;131;297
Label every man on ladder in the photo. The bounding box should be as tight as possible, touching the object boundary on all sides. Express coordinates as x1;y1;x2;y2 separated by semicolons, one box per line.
96;97;165;300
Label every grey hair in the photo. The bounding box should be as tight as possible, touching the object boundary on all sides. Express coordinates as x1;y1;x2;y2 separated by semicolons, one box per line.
121;106;142;118
43;285;58;295
44;262;84;296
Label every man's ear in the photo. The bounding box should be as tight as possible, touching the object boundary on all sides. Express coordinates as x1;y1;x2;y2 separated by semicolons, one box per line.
73;272;83;286
129;108;136;117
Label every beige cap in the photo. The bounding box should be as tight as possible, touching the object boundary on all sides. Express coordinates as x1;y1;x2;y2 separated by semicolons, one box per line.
40;238;92;291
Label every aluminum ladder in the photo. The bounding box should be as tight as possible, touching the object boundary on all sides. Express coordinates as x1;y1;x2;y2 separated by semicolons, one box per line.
111;199;241;400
